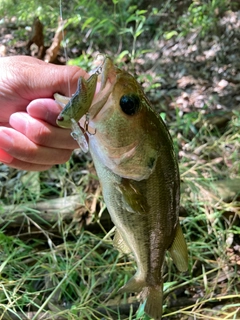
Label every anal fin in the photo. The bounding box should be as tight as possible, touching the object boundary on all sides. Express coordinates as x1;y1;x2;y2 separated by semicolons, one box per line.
113;229;132;255
119;275;145;294
168;222;188;272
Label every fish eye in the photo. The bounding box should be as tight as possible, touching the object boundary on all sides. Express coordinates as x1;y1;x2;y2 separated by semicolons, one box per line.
119;94;140;115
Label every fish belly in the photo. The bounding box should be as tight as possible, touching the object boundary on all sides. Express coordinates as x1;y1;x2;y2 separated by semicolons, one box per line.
90;145;181;320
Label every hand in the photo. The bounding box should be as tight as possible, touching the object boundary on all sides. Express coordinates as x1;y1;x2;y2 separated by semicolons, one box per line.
0;55;88;171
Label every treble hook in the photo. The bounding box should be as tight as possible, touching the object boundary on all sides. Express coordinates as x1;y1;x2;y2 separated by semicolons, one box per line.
84;113;96;135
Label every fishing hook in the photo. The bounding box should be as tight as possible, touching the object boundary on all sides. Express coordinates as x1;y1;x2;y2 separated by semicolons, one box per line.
84;113;96;135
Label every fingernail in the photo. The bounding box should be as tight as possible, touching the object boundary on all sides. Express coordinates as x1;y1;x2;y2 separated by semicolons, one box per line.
0;131;14;151
0;149;13;163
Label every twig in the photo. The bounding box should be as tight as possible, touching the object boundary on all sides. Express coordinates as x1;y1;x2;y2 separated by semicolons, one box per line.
0;195;82;225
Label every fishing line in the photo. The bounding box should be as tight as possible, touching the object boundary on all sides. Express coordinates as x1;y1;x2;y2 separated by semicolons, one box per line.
59;0;71;98
57;1;89;152
59;0;77;132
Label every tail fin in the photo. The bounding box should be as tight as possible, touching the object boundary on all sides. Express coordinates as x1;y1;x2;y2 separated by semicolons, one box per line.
119;277;163;320
141;284;163;320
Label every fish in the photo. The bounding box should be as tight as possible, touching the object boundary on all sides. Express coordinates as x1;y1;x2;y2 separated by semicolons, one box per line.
54;73;98;153
55;57;188;320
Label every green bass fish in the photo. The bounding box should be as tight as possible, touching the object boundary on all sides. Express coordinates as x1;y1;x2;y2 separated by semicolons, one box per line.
55;57;188;320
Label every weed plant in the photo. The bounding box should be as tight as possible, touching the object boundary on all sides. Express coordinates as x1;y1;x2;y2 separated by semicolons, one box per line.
0;115;239;319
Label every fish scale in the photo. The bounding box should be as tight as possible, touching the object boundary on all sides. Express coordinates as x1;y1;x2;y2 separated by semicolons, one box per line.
55;57;189;320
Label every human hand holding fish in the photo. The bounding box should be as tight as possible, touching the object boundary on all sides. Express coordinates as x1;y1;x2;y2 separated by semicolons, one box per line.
55;57;189;320
0;55;88;170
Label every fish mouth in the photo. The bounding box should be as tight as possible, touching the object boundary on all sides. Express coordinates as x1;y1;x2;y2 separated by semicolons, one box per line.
88;57;117;120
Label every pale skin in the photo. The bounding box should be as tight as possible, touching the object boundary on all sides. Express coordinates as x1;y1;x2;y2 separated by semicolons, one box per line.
0;55;88;171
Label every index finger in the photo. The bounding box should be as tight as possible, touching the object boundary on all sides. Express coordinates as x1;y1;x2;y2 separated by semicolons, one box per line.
27;98;63;126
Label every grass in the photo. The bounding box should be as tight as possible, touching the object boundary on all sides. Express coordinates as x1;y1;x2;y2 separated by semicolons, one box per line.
0;111;239;319
0;227;125;319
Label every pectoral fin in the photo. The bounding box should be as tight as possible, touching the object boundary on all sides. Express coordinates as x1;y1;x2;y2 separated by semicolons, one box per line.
117;179;149;214
168;222;188;272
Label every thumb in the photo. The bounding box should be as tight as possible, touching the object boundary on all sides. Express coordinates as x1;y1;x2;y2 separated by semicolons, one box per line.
6;55;88;100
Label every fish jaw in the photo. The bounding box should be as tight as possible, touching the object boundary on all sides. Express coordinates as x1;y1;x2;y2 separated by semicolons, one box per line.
54;57;116;129
86;57;118;119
